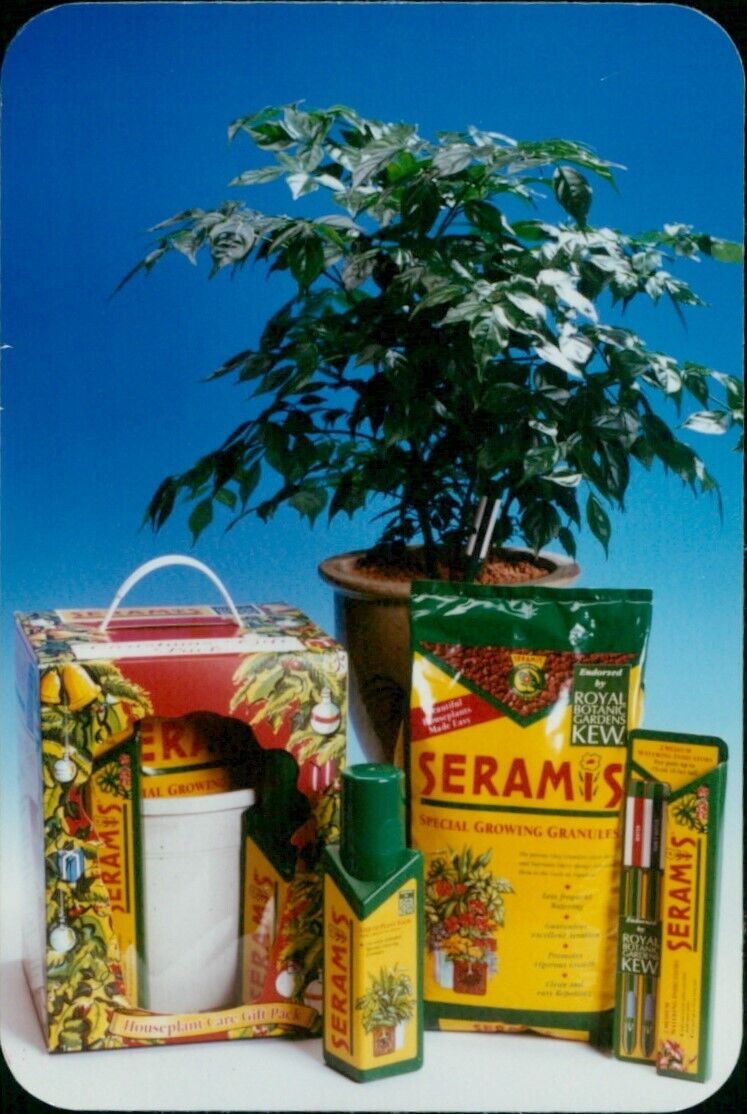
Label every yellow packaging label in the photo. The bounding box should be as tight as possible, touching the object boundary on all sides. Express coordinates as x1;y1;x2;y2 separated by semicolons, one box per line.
657;818;708;1077
109;1000;316;1042
630;731;727;1082
87;742;143;1005
631;737;720;789
410;651;645;1037
240;838;289;1003
138;716;237;798
437;1018;588;1040
323;876;419;1071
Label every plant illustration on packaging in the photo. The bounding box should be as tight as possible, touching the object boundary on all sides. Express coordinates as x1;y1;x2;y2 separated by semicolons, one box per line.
94;752;133;799
355;965;415;1056
672;787;709;834
425;846;513;995
272;871;324;1024
656;1038;696;1073
41;661;151;777
230;650;346;770
39;660;152;1051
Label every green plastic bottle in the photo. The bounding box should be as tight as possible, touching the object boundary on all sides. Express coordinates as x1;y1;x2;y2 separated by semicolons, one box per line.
322;763;423;1082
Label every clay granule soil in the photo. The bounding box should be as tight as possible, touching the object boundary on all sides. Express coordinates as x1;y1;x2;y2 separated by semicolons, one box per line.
356;548;552;585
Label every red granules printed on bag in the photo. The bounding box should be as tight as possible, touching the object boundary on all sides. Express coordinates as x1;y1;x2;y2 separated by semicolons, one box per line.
422;644;635;719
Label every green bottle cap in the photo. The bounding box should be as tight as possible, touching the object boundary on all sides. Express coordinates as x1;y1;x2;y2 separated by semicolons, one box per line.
340;763;406;881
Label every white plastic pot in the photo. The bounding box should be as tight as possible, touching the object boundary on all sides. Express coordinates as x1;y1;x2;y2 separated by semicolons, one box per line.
140;787;254;1014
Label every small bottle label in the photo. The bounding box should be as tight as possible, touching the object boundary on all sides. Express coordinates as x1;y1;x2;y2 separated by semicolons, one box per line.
240;838;289;1004
324;876;419;1072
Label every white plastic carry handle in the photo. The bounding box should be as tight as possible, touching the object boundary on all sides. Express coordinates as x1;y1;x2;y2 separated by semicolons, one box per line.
99;555;244;633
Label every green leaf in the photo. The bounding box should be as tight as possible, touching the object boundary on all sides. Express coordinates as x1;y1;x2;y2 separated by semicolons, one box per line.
510;220;550;242
412;281;464;313
228;106;282;142
147;476;177;530
185;454;214;495
432;143;473;177
682;410;732;435
557;526;577;558
239;461;261;506
477;436;521;473
329;472;367;520
553;166;592;226
230;165;283;187
400;179;441;234
546;471;582;488
260;423;291;475
465;200;505;236
680;365;710;406
657;440;698;486
215;488;237;510
710;371;743;409
384;150;420;183
288;233;326;287
247;122;294;150
521;501;561;551
523;444;559;479
188;498;214;542
598;441;630;504
586;492;611;555
696;235;743;263
593;407;640;448
289;485;328;524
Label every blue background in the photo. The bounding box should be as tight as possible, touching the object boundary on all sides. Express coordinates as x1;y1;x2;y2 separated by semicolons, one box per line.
1;2;743;774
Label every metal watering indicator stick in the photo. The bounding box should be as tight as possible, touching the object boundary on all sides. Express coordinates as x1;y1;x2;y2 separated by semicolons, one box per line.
614;778;668;1063
641;782;667;1058
465;496;502;582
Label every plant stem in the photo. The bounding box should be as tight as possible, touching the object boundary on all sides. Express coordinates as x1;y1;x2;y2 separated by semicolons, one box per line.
416;504;438;576
323;268;346;290
433;202;462;239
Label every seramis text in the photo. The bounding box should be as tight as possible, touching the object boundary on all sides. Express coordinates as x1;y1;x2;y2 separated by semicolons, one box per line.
418;751;624;808
665;835;696;952
328;908;352;1053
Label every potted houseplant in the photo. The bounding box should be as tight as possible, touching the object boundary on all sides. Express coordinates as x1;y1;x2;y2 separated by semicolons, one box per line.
354;965;415;1056
121;103;743;758
425;847;512;996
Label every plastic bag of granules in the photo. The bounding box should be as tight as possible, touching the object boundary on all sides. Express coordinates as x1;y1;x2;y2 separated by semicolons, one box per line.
406;583;652;1044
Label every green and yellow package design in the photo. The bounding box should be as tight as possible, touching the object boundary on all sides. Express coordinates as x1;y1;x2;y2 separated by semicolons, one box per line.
323;853;423;1081
16;602;346;1052
407;583;652;1042
629;731;727;1083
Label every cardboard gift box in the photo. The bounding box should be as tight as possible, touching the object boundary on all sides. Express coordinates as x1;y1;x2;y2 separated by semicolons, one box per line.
15;557;346;1052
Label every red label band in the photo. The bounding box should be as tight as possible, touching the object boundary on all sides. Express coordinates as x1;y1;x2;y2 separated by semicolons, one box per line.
410;693;502;742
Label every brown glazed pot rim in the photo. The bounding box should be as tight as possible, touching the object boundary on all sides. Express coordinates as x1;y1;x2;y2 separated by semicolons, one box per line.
318;546;581;601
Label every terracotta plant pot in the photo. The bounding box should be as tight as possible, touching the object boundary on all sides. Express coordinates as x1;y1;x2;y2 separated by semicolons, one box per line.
372;1025;396;1056
453;958;488;996
318;547;580;762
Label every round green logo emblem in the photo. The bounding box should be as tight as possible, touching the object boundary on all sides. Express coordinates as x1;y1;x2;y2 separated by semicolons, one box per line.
509;662;545;699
